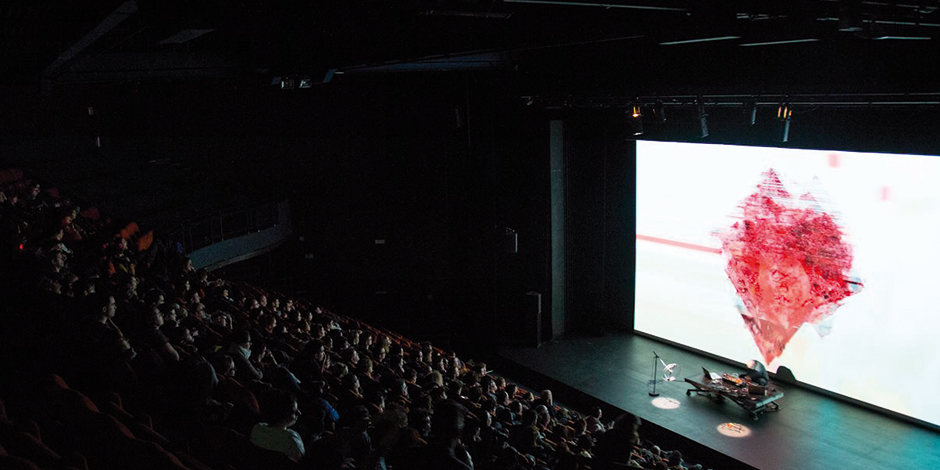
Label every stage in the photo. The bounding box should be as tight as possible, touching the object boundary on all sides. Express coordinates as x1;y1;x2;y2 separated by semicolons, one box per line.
497;331;940;470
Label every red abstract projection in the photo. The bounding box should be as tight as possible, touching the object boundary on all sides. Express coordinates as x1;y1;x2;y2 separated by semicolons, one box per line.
716;169;862;365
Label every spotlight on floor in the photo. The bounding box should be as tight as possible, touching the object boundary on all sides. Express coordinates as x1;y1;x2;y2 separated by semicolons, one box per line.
717;422;752;438
651;397;681;410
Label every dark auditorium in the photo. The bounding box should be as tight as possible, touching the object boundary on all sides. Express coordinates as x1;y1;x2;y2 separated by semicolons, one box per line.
2;2;940;470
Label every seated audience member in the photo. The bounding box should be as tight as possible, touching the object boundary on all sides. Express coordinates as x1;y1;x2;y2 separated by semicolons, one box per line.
209;310;234;337
291;339;329;383
210;353;260;414
341;346;360;369
337;373;364;414
363;387;386;418
745;359;770;386
228;329;264;383
405;399;473;470
321;405;373;468
160;302;181;328
586;405;606;434
358;356;379;388
408;407;432;440
495;389;511;408
75;292;137;392
593;412;642;468
534;389;556;417
81;292;136;362
137;305;181;366
307;381;340;433
534;404;552;432
666;449;686;470
387;352;407;377
251;389;305;462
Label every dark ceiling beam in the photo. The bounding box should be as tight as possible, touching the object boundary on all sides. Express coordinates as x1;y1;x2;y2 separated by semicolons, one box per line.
51;51;237;84
41;0;139;95
502;0;688;12
338;51;510;74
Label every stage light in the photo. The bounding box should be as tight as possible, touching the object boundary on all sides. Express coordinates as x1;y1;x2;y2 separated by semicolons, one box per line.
778;98;793;143
717;422;751;437
628;104;643;136
696;98;708;138
628;113;644;136
776;99;792;121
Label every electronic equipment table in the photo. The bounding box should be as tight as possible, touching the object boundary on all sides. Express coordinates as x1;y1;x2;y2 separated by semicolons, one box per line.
685;374;783;421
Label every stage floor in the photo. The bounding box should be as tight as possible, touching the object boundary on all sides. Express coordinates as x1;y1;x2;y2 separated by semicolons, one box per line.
498;331;940;470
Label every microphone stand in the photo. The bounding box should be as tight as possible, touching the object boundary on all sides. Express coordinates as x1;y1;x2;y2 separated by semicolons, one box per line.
649;351;660;397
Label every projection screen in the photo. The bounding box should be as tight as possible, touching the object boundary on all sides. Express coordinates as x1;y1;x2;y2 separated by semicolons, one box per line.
634;140;940;427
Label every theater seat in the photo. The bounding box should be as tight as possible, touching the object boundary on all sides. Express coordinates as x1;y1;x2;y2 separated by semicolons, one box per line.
173;450;215;470
244;442;302;470
0;430;61;468
0;454;43;470
188;425;249;470
129;439;196;470
102;400;169;446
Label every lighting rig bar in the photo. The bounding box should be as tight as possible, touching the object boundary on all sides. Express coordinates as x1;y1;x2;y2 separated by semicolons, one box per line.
535;93;940;110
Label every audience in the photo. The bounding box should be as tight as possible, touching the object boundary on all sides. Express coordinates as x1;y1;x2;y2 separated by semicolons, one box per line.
0;167;714;470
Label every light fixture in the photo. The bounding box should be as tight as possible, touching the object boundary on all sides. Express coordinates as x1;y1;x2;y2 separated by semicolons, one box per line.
627;102;644;136
776;98;791;121
696;98;709;138
778;97;793;143
628;106;644;136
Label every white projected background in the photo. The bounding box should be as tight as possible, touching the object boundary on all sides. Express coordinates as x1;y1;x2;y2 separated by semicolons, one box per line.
634;140;940;427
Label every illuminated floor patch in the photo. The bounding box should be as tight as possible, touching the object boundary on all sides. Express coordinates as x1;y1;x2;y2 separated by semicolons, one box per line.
717;422;751;437
651;397;681;409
